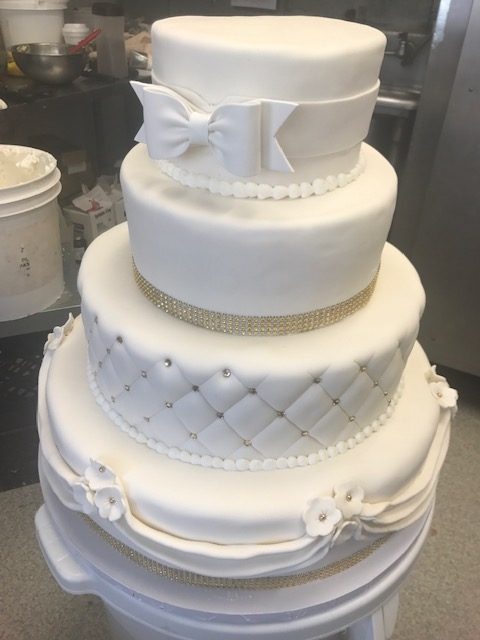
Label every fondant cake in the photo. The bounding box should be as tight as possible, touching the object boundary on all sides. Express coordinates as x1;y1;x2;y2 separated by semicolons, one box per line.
37;15;456;586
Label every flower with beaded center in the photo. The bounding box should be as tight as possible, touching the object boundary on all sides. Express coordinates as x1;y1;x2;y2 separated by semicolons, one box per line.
303;496;342;537
94;486;126;521
85;458;117;490
425;367;458;414
429;381;458;412
333;484;365;519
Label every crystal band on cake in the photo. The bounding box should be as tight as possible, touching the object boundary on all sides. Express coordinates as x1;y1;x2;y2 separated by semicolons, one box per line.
133;261;379;335
81;512;389;589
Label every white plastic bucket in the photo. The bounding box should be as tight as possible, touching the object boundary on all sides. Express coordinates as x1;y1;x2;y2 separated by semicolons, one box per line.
62;22;89;46
0;0;67;48
0;145;64;322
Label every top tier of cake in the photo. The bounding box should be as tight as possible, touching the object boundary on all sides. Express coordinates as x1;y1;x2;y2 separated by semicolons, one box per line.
138;16;386;188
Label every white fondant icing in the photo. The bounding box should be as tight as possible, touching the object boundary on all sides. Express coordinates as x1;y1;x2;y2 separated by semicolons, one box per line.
121;144;397;317
38;321;452;576
150;16;386;184
78;224;422;463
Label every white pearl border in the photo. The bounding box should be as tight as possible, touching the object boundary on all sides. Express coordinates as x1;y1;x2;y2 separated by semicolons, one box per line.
156;154;365;200
87;364;404;472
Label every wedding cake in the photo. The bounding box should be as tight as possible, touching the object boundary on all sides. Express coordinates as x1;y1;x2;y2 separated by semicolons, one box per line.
37;16;456;585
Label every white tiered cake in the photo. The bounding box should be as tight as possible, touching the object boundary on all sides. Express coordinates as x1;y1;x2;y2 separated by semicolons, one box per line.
38;16;456;587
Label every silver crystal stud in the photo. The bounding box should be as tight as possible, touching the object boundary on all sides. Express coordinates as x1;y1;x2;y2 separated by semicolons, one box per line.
301;430;309;437
313;377;322;384
98;465;106;473
373;381;379;387
333;399;340;405
106;348;111;354
108;497;116;505
349;416;356;422
319;513;327;521
124;384;130;391
248;388;257;394
346;493;352;502
164;358;171;367
244;439;251;446
190;432;197;440
192;385;199;392
216;412;224;419
165;401;173;408
360;366;367;372
141;370;147;378
144;417;150;422
277;410;285;418
223;369;231;378
116;336;123;343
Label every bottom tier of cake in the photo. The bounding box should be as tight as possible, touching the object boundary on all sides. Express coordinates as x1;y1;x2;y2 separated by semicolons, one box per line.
38;315;455;579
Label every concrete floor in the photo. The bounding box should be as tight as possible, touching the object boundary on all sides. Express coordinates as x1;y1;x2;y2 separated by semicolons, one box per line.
0;367;479;640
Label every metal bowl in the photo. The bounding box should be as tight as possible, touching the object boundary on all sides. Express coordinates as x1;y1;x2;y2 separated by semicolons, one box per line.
11;43;85;85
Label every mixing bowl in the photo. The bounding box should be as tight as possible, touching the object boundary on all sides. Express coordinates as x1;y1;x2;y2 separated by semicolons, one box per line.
11;43;85;85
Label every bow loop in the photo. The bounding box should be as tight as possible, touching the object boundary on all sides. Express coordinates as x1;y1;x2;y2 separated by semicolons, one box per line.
131;81;297;177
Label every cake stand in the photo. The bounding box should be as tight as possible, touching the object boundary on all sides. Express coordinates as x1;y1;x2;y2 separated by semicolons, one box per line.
35;466;433;640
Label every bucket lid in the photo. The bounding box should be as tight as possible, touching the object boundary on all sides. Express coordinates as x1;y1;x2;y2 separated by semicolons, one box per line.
0;145;60;214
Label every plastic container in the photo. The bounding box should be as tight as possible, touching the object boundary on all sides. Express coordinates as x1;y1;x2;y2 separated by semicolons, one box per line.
0;145;63;322
62;22;89;46
0;0;67;49
92;2;127;78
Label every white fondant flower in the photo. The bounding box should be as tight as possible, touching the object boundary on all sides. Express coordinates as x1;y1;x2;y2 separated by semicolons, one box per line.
85;458;117;490
334;484;365;519
94;485;126;521
429;381;458;412
72;480;96;515
43;313;75;354
303;496;342;537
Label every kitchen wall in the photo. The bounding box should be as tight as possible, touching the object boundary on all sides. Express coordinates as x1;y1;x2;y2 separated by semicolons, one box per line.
122;0;439;34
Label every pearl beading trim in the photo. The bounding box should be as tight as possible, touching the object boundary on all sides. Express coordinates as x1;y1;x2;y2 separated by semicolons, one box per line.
81;513;389;589
156;154;365;200
87;364;404;472
133;263;379;336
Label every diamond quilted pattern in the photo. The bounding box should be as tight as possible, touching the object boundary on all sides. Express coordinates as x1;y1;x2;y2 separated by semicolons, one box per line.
224;393;277;437
252;417;306;457
142;410;189;445
83;308;414;461
200;371;249;412
172;392;218;431
197;418;245;457
256;374;313;410
146;360;194;401
316;361;360;398
286;384;334;430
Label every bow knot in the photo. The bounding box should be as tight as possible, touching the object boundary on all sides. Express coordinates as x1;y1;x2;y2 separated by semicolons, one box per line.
131;81;297;177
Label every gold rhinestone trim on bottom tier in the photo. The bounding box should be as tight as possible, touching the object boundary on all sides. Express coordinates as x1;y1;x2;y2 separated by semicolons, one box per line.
81;514;389;590
133;262;380;336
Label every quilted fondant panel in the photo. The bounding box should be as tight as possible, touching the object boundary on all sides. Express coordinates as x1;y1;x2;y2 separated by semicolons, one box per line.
84;309;415;461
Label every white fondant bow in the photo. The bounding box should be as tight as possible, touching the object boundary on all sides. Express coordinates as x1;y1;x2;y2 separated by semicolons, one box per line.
131;81;297;177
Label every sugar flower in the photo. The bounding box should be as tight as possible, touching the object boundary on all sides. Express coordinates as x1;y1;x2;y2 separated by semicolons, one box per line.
303;496;342;537
334;484;365;519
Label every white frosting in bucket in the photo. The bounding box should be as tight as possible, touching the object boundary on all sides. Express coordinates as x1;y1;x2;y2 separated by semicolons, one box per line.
0;145;56;189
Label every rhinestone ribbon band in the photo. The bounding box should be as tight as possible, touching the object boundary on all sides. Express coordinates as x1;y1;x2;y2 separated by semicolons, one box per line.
133;263;379;336
81;514;389;590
